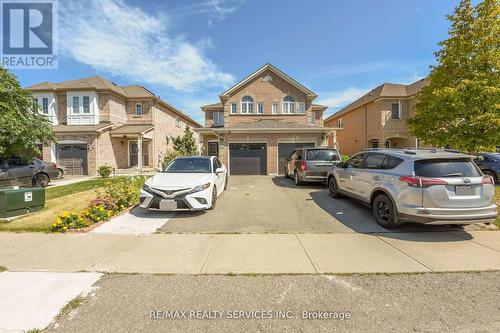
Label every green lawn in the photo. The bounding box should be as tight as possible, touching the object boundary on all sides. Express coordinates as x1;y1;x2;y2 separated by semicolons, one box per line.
46;178;109;200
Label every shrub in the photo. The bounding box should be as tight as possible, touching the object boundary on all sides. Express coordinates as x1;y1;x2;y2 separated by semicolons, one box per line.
98;176;146;210
162;150;182;169
97;164;113;178
341;154;350;162
51;211;90;233
88;197;118;212
82;204;113;224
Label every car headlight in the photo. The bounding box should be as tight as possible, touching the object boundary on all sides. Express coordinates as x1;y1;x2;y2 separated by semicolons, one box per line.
189;183;211;194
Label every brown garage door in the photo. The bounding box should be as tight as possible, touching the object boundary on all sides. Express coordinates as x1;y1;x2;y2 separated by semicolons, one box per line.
57;144;88;175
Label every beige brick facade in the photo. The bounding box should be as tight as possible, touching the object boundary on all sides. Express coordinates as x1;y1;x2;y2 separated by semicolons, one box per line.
324;79;429;156
197;64;333;175
28;76;201;175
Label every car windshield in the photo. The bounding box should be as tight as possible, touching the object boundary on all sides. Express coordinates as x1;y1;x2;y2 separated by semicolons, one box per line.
414;158;482;178
306;149;340;161
163;158;211;173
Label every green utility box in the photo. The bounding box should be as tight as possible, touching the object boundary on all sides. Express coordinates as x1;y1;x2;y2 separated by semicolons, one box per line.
0;187;45;219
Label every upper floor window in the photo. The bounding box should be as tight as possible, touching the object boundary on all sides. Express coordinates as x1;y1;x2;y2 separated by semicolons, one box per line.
213;112;224;127
283;96;295;114
83;96;90;114
257;102;264;114
307;113;314;125
337;118;344;128
391;102;401;119
299;102;305;114
241;95;254;114
135;103;142;116
72;97;80;114
42;98;49;114
230;103;237;114
176;117;181;127
272;102;279;114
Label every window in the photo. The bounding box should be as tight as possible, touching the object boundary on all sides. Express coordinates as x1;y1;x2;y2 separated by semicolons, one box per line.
306;149;340;161
283;96;295;114
272;102;279;114
207;142;219;156
337;118;344;128
345;153;365;169
299;102;305;114
391;102;400;119
257;102;264;114
241;95;254;114
371;140;379;148
383;156;404;169
230;103;237;114
82;96;90;114
307;113;314;125
129;141;149;167
135;103;142;116
414;159;481;178
42;98;49;114
213;112;224;127
176;117;181;127
363;153;387;169
72;96;80;114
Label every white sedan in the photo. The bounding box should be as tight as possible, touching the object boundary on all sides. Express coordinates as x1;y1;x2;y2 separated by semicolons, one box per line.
139;156;228;211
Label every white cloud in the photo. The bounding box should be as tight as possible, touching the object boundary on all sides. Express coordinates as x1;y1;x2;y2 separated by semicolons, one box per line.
172;0;245;20
318;87;369;109
59;0;234;92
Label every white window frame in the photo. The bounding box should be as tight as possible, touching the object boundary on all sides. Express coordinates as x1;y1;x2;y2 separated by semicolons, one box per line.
391;101;401;119
176;117;181;127
135;103;143;116
337;118;344;128
82;96;90;114
66;91;99;125
213;112;224;127
257;102;264;114
230;103;237;114
283;96;295;114
42;97;49;114
32;93;58;125
307;113;314;125
272;102;279;114
72;96;80;114
241;95;254;114
299;102;305;114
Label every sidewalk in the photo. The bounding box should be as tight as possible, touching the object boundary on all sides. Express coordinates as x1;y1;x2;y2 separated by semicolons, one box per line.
0;231;499;274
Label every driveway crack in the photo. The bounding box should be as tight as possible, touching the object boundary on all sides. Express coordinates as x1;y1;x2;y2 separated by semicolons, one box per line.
375;235;434;272
295;234;318;273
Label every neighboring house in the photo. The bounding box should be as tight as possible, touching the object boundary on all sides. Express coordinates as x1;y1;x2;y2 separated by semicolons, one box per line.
196;64;339;175
324;78;429;156
27;76;201;175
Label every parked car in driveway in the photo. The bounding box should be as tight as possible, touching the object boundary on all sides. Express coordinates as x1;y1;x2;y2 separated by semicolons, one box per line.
285;147;341;185
0;157;60;188
140;156;228;211
327;149;497;228
474;153;500;184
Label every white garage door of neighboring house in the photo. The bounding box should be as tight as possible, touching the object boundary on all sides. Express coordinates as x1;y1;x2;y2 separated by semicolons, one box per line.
278;143;315;175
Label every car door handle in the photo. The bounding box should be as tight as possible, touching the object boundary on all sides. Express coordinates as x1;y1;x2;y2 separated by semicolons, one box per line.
372;176;381;181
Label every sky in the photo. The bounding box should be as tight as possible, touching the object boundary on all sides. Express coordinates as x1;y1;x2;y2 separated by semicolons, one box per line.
11;0;460;124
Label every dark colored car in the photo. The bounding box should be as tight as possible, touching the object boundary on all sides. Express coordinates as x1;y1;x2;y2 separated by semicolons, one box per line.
0;157;60;188
285;148;341;185
474;153;500;184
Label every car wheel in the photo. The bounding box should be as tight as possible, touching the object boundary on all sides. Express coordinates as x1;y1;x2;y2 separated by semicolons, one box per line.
328;176;342;198
57;168;64;179
294;171;303;186
33;173;50;187
372;194;398;229
209;186;217;210
224;175;228;190
482;170;497;183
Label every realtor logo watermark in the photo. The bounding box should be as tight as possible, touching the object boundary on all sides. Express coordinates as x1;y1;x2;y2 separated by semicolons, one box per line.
1;0;58;69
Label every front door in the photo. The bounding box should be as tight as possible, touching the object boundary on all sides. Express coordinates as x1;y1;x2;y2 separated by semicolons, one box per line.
129;141;149;167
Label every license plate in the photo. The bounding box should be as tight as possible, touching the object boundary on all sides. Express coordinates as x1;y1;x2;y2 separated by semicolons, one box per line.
455;185;475;196
159;200;177;210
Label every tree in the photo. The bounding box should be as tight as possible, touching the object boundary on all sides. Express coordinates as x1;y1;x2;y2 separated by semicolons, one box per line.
0;67;56;160
171;126;199;156
408;0;500;152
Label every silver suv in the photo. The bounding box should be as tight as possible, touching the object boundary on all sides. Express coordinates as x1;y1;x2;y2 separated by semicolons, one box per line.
327;149;498;228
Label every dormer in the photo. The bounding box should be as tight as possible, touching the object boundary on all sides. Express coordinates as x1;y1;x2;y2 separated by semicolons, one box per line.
32;92;58;125
66;91;99;125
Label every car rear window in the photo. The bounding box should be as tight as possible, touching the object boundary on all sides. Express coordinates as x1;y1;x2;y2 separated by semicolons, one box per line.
306;149;340;161
414;159;481;177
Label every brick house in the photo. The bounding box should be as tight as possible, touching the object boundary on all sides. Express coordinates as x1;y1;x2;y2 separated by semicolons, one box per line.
324;78;429;156
27;76;201;175
196;64;339;175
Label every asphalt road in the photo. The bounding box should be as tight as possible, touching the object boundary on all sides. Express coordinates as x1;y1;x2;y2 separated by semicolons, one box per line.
47;271;500;332
158;176;486;234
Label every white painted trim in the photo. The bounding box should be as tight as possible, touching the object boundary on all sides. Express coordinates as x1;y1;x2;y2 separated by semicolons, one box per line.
127;140;150;167
32;92;58;125
66;91;99;125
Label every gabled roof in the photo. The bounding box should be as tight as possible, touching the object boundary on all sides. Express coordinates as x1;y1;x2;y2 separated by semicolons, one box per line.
201;102;223;110
324;78;429;122
219;63;318;100
121;85;156;98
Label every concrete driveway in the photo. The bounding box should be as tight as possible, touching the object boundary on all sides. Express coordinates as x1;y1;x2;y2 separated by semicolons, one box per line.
158;176;470;234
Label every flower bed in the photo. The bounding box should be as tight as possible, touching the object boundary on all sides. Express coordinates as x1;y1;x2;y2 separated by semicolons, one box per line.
50;176;146;233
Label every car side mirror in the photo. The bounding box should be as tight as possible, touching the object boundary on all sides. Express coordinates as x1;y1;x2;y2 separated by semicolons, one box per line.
215;167;224;174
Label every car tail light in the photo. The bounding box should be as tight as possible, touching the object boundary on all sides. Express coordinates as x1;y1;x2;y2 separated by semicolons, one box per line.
482;175;494;185
399;176;448;188
300;160;307;172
